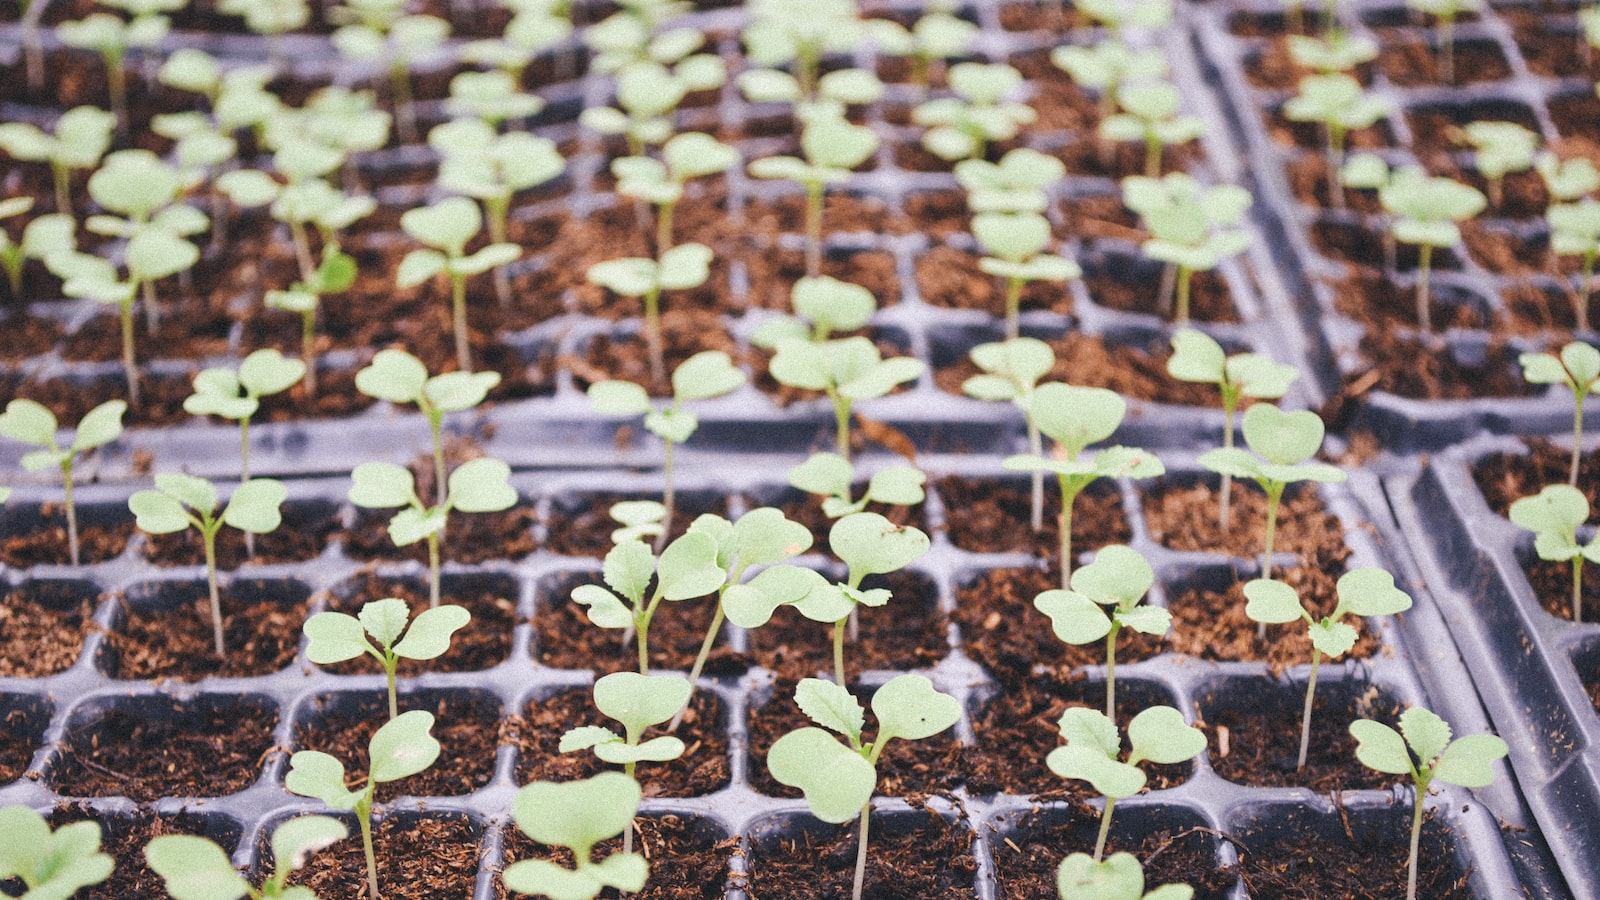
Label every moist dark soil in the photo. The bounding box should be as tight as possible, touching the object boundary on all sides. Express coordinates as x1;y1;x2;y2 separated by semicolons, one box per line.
0;370;197;428
1141;479;1349;563
533;570;738;674
294;692;501;802
915;245;1069;317
104;580;307;680
289;816;481;900
1471;438;1600;517
324;574;517;674
745;808;979;900
1086;266;1238;323
42;806;235;900
342;504;538;565
1338;331;1535;403
749;571;949;680
937;475;1130;557
1374;34;1512;86
541;493;732;558
0;583;92;677
569;310;743;398
51;698;277;800
1236;807;1472;899
498;814;735;900
1166;565;1383;670
1522;558;1600;622
0;701;43;783
143;503;342;568
0;505;133;567
508;686;731;797
990;809;1237;900
1503;8;1596;80
1197;681;1404;791
933;332;1219;406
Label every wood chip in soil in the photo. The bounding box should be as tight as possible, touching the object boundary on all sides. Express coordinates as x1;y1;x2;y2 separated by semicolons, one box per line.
324;574;515;674
746;808;978;900
105;581;306;680
0;585;92;677
991;810;1237;900
1165;565;1383;669
748;571;948;681
0;505;133;567
498;814;734;900
294;692;500;802
1237;807;1472;899
1470;438;1600;517
41;805;235;900
288;816;480;900
507;686;730;797
1141;479;1349;566
51;700;276;801
936;475;1129;557
1198;681;1403;791
143;502;341;567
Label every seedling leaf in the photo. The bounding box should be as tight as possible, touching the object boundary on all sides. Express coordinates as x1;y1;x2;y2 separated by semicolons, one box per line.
872;673;960;743
767;727;877;823
369;709;441;782
144;835;248;900
795;677;865;740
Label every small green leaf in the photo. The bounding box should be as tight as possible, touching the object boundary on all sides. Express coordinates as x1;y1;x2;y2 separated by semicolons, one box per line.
145;835;248;900
767;727;877;823
368;709;441;783
424;371;501;413
1057;852;1155;900
603;539;656;603
789;452;854;498
656;532;726;600
1242;578;1305;625
0;398;59;447
1308;619;1359;657
392;604;471;660
447;457;517;513
1047;744;1146;800
1070;545;1154;608
829;512;930;578
513;771;641;855
559;725;621;753
355;349;427;404
595;736;685;764
348;462;416;509
1398;706;1452;768
1240;404;1325;466
672;350;745;401
303;611;371;664
794;677;866;741
593;671;692;735
70;400;126;451
730;506;813;565
270;815;347;874
871;673;960;744
589;380;652;416
222;478;287;534
1126;705;1205;766
1432;734;1509;789
572;585;633;629
863;466;925;507
722;565;829;629
1334;568;1413;617
129;490;194;534
1166;329;1225;384
1509;484;1588;537
1030;383;1125;456
1035;589;1113;645
284;751;362;809
1349;719;1414;775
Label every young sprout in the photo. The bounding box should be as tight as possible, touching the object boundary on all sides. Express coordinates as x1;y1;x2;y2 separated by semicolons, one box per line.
55;0;182;130
1509;484;1600;622
612;131;740;255
748;111;880;278
583;0;710;76
1349;706;1507;900
354;348;501;507
584;58;729;156
329;0;449;143
398;197;521;374
587;242;713;389
1282;74;1389;208
184;349;307;484
1286;30;1379;74
1078;0;1175;37
147;815;346;900
445;69;545;128
1546;201;1600;332
588;350;746;548
821;513;930;685
84;148;207;335
1379;168;1486;333
912;62;1036;163
1166;328;1299;528
1198;403;1346;584
787;453;927;526
286;710;440;900
767;674;961;900
971;209;1081;340
1340;152;1398;268
304;597;471;719
1520;343;1600;484
503;773;648;900
739;0;879;117
766;334;924;460
1057;851;1193;900
1047;706;1205;862
1404;0;1481;84
1460;121;1539;212
0;106;117;214
1033;544;1169;721
1051;40;1168;120
347;457;516;609
956;147;1065;216
0;398;124;567
460;2;571;85
0;199;75;300
609;499;669;545
1536;152;1600;205
867;7;978;94
1243;569;1413;770
571;528;725;674
0;805;113;897
1002;384;1163;585
1121;174;1252;324
1098;82;1205;178
963;337;1056;529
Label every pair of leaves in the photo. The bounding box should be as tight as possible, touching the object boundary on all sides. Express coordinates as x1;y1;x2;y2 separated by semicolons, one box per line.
1242;568;1413;658
1058;852;1193;900
587;243;713;297
1283;73;1389;133
1034;545;1170;645
0;806;113;899
505;773;647;900
347;458;516;545
184;349;306;422
130;473;287;536
1198;404;1345;486
146;816;346;900
1520;342;1600;399
955;148;1064;215
0;398;125;472
573;530;726;629
587;350;746;442
1349;706;1507;790
789;452;926;518
1046;706;1205;800
1166;329;1297;401
768;335;925;400
559;671;691;765
355;348;500;413
303;597;471;666
1508;484;1600;564
962;337;1056;402
285;709;441;807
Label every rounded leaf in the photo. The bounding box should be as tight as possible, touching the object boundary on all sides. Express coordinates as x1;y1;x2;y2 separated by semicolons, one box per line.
1349;719;1414;776
1334;567;1413;618
391;603;471;660
1433;733;1508;789
767;727;876;823
70;400;126;451
1242;578;1305;625
0;398;58;447
303;611;371;664
588;380;651;416
369;709;441;783
1034;589;1113;645
593;671;692;733
1069;545;1154;607
672;350;745;401
129;490;193;534
270;816;347;874
447;457;516;513
348;462;415;509
222;478;287;534
355;349;428;404
829;512;930;577
145;835;248;900
1126;705;1205;766
513;771;641;851
871;673;960;744
1240;403;1325;466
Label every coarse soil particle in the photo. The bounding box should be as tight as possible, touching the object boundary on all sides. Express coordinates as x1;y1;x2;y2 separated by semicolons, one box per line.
324;574;517;674
746;808;979;900
1236;806;1472;899
1165;565;1384;669
288;815;481;900
40;806;235;900
1197;680;1404;791
1521;557;1600;623
541;493;733;559
1141;479;1349;563
508;687;731;798
932;332;1219;406
1471;438;1600;516
143;502;342;568
568;309;742;397
0;583;91;677
498;814;735;900
533;571;737;674
293;692;501;802
1328;271;1490;333
50;698;277;801
749;571;949;680
0;504;134;567
105;580;308;680
937;476;1130;558
0;701;43;783
342;503;538;565
990;810;1238;900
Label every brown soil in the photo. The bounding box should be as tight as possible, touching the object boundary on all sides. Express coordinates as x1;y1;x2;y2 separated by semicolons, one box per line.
904;190;969;239
745;808;978;900
0;699;44;783
0;370;197;428
289;816;481;900
1551;92;1600;145
541;493;732;558
1286;154;1385;213
1059;194;1143;244
1311;220;1463;274
1328;271;1489;332
742;246;903;313
568;309;741;397
1404;104;1543;163
342;504;537;565
498;814;734;900
745;192;910;238
1503;9;1595;80
1523;558;1600;622
104;580;307;680
938;476;1130;557
990;809;1237;900
143;502;341;568
1244;36;1375;91
1267;108;1394;153
51;697;277;800
1341;331;1535;402
0;582;93;677
0;504;133;567
914;245;1069;317
1141;479;1349;562
44;806;235;900
508;687;731;798
933;332;1218;406
1236;806;1472;899
1471;439;1600;517
293;692;501;802
1374;35;1511;86
748;571;949;680
1165;565;1385;669
997;3;1089;32
1198;680;1403;790
323;574;517;674
1087;266;1238;323
0;315;64;359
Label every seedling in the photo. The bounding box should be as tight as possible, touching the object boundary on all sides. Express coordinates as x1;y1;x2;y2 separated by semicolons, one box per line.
0;199;75;300
347;457;516;609
1243;569;1413;770
1098;81;1205;178
1340;152;1398;269
912;62;1036;163
184;349;307;484
868;7;978;93
460;5;571;85
503;773;648;900
1002;383;1163;585
787;452;927;526
218;0;309;62
584;0;713;76
1078;0;1175;36
1198;403;1345;584
1546;201;1600;333
1047;706;1205;862
285;710;440;900
955;147;1065;216
827;513;931;684
609;500;668;545
1349;706;1507;900
748;111;880;277
1286;30;1379;74
1166;328;1298;528
1509;484;1600;622
0;398;124;567
129;473;286;655
1033;544;1169;721
765;334;924;460
587;242;713;388
55;0;182;130
446;69;545;127
1057;852;1193;900
1536;152;1600;204
1051;40;1168;120
571;527;725;674
1520;343;1600;484
962;337;1057;529
1405;0;1481;84
1379;168;1486;333
588;350;746;548
767;674;961;900
304;597;471;719
1282;73;1389;208
1460;121;1538;212
971;210;1081;340
1121;174;1252;324
329;0;449;143
354;348;501;508
612;131;740;254
0;805;113;897
584;58;728;156
146;815;346;900
739;0;878;116
0;105;117;213
398;197;520;373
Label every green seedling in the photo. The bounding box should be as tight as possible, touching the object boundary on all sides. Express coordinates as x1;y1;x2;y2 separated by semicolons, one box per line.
1460;121;1538;212
271;87;393;162
1243;569;1413;770
583;0;706;75
1283;73;1389;208
1521;343;1600;484
1078;0;1175;36
0;106;116;214
0;805;113;898
587;242;712;388
55;0;182;130
1509;483;1600;622
1121;174;1252;324
787;452;927;526
1379;168;1486;333
867;8;978;93
612;131;740;254
1198;403;1345;585
1047;706;1205;862
348;457;516;609
963;337;1057;530
398;196;520;373
1034;544;1169;721
955;147;1065;216
1340;152;1400;269
1349;706;1507;900
0;199;74;301
748;111;880;277
286;710;440;900
609;500;668;545
1537;152;1600;204
824;513;931;685
185;349;306;484
1286;30;1379;73
768;674;961;900
571;528;725;674
751;272;877;345
1166;328;1299;528
460;5;572;84
1098;81;1205;178
588;350;746;548
912;62;1035;163
354;348;501;507
1057;851;1193;900
329;0;449;143
1405;0;1480;84
1051;40;1167;120
585;57;728;155
0;398;124;567
1546;201;1600;332
84;148;206;335
304;597;471;719
971;209;1081;340
1002;383;1163;585
503;773;648;900
765;334;924;460
218;0;309;61
739;0;877;116
446;69;545;127
146;815;346;900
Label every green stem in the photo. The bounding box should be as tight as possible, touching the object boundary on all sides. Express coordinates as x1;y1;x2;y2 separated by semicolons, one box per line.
302;307;319;396
655;438;676;554
1328;126;1347;210
427;532;441;609
1416;243;1434;334
1028;413;1044;532
1094;797;1116;862
671;601;725;733
120;295;140;408
1105;623;1121;722
1573;393;1584;487
805;181;824;278
1144;134;1162;177
3;257;19;302
1220;395;1238;531
241;419;255;559
1407;778;1426;900
1059;478;1082;589
851;802;871;900
430;412;446;508
205;524;225;657
390;62;416;144
487;196;512;309
644;285;664;388
51;163;70;215
1004;276;1022;340
357;793;380;900
624;759;637;855
1263;483;1283;580
1175;266;1193;325
1297;649;1321;770
831;389;852;460
1579;248;1595;334
833;616;848;686
1573;558;1584;624
289;220;317;285
657;200;676;256
104;49;127;134
385;658;398;720
451;272;471;373
142;278;159;338
61;459;79;567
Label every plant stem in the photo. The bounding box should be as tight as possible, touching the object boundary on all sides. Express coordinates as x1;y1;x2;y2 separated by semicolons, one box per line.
1573;558;1584;624
241;420;255;559
302;307;319;396
1028;413;1044;532
120;295;140;408
1327;125;1347;210
357;794;380;900
429;413;446;508
657;200;676;256
1297;649;1321;770
833;616;848;686
1416;243;1433;333
487;197;512;309
451;272;471;373
1407;780;1425;900
289;220;317;284
205;524;225;656
3;258;19;302
142;278;159;337
390;62;416;144
805;181;824;278
427;532;441;609
1093;797;1116;862
1220;396;1238;531
1003;276;1022;340
1578;248;1595;334
1438;16;1455;85
104;50;128;135
1144;134;1162;178
1105;623;1121;722
851;802;871;900
655;438;676;555
624;760;637;855
1573;394;1585;487
1058;477;1081;589
1260;482;1284;640
1175;266;1193;325
644;285;665;389
830;389;852;460
56;457;80;567
670;602;724;732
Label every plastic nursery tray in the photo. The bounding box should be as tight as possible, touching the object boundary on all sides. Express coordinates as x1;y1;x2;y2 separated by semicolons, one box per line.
0;451;1532;898
1387;435;1600;900
1188;0;1595;451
